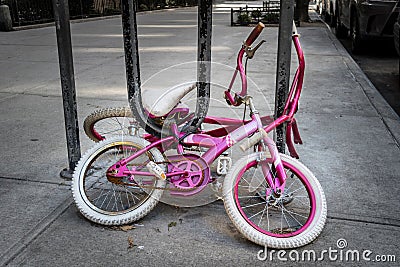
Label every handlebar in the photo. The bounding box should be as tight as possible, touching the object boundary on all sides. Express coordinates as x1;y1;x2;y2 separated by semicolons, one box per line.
245;22;265;46
225;22;265;106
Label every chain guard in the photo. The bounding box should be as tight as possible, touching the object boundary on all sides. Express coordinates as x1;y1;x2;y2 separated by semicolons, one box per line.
112;154;210;196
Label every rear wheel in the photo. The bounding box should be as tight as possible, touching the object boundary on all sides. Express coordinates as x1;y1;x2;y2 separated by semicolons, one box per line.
83;107;136;142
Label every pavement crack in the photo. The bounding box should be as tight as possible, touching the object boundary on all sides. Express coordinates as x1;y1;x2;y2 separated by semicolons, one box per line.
328;215;400;228
0;176;70;187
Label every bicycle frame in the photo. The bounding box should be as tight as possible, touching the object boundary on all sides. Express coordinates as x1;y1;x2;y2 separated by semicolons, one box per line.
108;31;305;195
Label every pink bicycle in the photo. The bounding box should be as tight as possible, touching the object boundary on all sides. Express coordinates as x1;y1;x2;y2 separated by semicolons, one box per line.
72;23;327;248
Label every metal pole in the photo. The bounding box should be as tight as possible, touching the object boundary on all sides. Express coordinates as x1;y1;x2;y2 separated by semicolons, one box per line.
184;0;212;133
121;0;140;102
122;0;212;137
121;0;157;135
274;0;294;153
121;0;165;137
52;0;81;179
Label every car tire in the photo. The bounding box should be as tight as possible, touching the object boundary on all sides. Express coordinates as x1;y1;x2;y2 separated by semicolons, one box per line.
351;12;363;54
334;5;347;38
329;9;336;28
323;8;331;24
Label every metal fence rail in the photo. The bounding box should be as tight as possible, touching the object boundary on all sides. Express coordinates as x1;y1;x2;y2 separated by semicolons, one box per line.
231;1;280;26
3;0;54;26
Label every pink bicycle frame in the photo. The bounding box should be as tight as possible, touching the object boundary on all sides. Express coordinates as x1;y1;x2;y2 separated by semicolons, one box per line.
109;32;306;194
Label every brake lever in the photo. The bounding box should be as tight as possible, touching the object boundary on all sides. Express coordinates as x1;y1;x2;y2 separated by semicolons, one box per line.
245;40;266;59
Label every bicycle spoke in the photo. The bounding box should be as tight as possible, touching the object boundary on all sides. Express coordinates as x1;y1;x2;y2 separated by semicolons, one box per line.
242;176;269;191
242;201;266;209
124;187;131;207
238;195;264;199
288;186;305;195
292;195;311;208
258;202;269;227
248;206;267;220
281;205;292;231
280;204;308;221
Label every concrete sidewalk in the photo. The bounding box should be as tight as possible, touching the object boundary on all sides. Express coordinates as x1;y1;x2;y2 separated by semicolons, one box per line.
1;2;400;266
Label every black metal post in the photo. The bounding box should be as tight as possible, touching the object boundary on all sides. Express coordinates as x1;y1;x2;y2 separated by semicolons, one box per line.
121;0;170;137
274;0;294;153
121;0;161;137
185;0;212;133
52;0;81;179
121;0;140;102
122;0;212;137
231;8;233;26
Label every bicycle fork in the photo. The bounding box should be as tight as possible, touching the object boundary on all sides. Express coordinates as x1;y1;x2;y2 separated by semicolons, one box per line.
247;99;288;197
257;131;287;197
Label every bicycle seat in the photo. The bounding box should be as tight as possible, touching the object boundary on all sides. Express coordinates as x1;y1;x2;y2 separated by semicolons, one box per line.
142;83;196;118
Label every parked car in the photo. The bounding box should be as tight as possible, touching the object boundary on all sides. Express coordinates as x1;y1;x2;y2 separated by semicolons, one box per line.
323;0;399;53
319;0;337;26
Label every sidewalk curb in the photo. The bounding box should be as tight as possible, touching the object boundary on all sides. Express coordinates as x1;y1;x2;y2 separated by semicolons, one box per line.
0;197;73;266
321;20;400;147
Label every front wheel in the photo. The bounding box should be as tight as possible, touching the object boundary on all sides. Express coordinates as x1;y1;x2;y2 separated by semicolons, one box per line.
223;153;327;249
72;136;166;225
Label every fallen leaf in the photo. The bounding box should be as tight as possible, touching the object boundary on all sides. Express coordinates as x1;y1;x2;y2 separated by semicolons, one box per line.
120;225;136;232
127;236;136;249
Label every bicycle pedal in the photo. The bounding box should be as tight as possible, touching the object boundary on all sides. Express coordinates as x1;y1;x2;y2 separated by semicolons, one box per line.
146;161;166;180
217;156;232;175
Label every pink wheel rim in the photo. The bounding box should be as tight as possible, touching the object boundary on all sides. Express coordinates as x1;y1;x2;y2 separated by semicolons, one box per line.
90;125;105;141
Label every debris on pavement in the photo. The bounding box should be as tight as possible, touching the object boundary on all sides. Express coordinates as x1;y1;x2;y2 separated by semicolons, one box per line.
168;221;177;231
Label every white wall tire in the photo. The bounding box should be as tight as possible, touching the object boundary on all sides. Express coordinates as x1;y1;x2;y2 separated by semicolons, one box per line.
72;136;165;225
223;153;327;249
83;107;134;142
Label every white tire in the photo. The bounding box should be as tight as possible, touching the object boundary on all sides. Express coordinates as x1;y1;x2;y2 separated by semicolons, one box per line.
72;136;165;225
83;107;134;142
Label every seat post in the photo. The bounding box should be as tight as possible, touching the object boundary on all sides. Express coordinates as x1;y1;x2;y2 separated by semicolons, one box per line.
171;123;184;154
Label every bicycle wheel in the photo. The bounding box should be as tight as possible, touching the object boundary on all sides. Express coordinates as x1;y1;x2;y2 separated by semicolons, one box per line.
84;107;138;142
72;136;166;225
223;153;327;249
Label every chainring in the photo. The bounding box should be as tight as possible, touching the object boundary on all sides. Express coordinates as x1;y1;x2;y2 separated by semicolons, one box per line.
166;154;211;196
